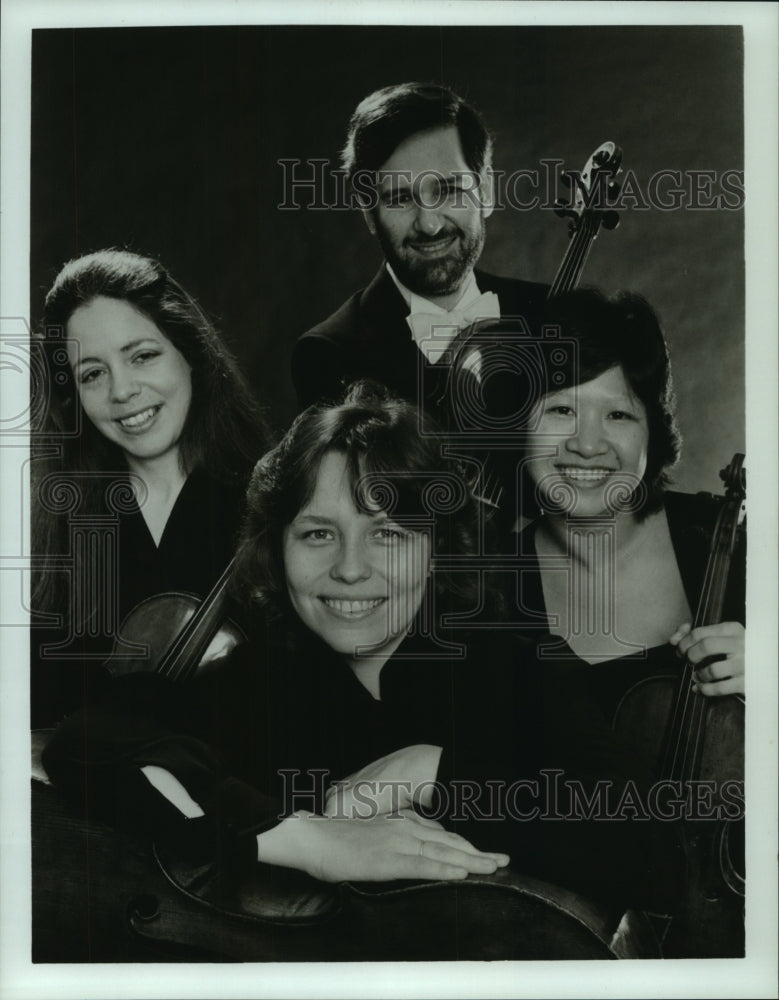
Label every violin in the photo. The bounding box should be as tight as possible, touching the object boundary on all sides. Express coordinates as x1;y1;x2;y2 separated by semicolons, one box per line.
613;454;746;957
446;141;623;509
104;557;244;681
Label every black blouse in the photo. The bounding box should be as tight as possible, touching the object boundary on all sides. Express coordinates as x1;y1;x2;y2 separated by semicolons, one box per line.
31;467;247;727
509;491;746;723
43;614;683;912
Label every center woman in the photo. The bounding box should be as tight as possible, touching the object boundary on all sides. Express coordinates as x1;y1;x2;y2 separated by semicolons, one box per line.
44;384;512;883
44;384;677;901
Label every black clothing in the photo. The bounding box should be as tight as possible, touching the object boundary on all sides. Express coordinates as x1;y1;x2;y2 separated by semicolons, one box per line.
31;468;247;727
510;491;746;722
114;467;246;619
291;266;548;415
43;614;683;912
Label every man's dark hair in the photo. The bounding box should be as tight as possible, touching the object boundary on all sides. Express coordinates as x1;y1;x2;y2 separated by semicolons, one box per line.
340;82;493;184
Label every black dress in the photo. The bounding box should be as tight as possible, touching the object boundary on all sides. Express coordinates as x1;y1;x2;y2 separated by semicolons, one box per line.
30;467;248;727
43;612;683;912
509;491;746;725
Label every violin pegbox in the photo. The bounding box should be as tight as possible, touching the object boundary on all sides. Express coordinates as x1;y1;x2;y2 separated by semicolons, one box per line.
555;140;624;234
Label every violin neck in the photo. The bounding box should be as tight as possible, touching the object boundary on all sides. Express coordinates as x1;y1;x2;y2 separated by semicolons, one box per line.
663;497;742;782
692;502;743;630
156;558;236;683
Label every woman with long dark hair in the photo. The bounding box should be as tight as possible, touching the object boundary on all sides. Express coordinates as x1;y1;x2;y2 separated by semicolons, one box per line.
31;248;268;725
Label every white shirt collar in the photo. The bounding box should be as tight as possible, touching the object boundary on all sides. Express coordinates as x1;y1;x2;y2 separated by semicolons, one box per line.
385;263;480;317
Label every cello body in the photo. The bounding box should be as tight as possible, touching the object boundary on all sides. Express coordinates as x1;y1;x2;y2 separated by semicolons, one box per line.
32;775;661;962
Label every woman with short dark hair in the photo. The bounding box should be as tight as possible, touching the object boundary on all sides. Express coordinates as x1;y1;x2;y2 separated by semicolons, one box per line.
494;287;744;712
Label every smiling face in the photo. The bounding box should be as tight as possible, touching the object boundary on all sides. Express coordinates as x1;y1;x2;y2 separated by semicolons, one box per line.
525;366;650;518
283;450;431;668
66;296;192;470
367;125;492;307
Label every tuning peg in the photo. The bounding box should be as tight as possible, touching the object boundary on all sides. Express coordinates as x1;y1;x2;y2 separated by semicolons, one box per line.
554;200;574;219
601;211;620;231
559;171;571;189
606;181;621;201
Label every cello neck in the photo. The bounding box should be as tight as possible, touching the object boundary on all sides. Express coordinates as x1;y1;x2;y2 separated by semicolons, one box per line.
548;140;622;299
548;212;600;297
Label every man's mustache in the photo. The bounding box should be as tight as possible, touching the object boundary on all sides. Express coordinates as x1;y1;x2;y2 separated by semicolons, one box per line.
404;227;462;247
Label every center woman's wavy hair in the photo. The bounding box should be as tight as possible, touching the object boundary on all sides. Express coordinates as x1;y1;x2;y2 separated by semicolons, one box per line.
232;382;486;615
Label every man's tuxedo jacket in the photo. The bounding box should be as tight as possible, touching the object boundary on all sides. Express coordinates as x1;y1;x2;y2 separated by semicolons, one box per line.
292;265;548;415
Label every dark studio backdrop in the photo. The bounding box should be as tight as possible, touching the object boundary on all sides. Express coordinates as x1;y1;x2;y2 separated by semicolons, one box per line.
30;24;745;494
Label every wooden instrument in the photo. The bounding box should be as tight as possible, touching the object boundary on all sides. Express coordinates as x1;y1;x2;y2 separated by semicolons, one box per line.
549;140;622;294
446;141;623;510
614;455;746;957
105;558;244;681
32;775;661;961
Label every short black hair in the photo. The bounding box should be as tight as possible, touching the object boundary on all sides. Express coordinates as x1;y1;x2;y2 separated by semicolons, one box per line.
462;289;681;518
539;289;681;507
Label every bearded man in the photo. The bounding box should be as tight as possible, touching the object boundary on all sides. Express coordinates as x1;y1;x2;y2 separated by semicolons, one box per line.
291;82;548;417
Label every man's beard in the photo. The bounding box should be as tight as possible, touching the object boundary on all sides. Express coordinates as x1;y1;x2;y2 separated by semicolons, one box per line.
377;220;486;299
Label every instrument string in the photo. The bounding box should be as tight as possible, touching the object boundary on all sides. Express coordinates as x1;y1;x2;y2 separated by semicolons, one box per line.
156;558;236;682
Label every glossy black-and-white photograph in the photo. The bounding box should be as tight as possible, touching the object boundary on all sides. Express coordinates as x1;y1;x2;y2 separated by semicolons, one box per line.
1;2;776;998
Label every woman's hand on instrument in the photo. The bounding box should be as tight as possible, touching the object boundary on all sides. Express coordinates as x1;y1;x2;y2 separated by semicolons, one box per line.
323;744;442;818
256;809;510;883
669;621;745;697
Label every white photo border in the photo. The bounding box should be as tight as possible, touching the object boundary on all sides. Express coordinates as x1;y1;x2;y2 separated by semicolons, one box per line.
1;2;776;998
